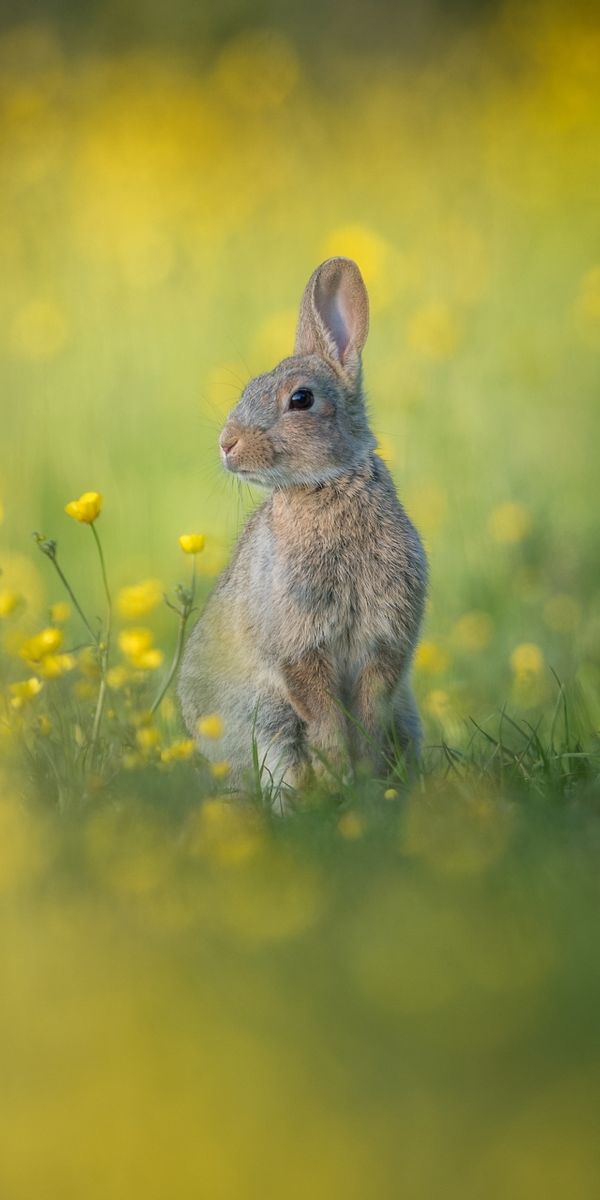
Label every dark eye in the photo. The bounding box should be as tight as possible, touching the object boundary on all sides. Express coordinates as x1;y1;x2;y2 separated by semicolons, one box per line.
289;388;314;411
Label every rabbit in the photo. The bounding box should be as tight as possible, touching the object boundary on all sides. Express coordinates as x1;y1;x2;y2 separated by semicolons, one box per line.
178;256;427;798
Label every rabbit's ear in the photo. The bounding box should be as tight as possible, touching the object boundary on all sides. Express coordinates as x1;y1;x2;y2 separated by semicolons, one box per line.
295;257;369;380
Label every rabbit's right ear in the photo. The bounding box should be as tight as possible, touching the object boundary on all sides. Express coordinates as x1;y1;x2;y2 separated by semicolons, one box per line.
294;257;369;383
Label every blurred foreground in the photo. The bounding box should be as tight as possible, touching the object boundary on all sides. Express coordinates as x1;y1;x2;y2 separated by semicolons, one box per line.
0;769;599;1198
1;1;600;1193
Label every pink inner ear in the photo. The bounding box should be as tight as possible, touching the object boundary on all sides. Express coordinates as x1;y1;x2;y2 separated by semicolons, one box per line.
324;291;352;359
315;271;354;362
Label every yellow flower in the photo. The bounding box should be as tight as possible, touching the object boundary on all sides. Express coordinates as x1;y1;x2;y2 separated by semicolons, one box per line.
106;665;129;690
35;715;52;736
510;643;544;675
210;760;231;779
65;491;102;524
384;788;399;800
488;502;531;544
37;653;76;679
137;648;164;670
452;611;493;652
179;533;205;555
425;688;451;719
338;812;365;840
136;726;160;753
117;579;163;619
161;739;196;764
197;714;224;739
0;590;22;618
118;627;151;659
118;628;163;671
9;677;44;708
510;644;545;708
50;601;70;623
190;800;264;866
414;640;449;674
19;627;63;663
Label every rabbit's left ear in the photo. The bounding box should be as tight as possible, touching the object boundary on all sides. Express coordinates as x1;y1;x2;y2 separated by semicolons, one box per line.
295;257;369;382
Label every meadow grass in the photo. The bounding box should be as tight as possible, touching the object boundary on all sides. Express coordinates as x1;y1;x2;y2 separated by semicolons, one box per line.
1;3;600;1194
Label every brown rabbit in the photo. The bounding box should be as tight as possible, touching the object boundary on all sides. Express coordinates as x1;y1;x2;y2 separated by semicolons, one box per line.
178;257;427;796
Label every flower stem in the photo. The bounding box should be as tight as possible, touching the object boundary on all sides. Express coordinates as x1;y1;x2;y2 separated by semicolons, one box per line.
89;523;112;765
44;550;98;644
150;610;188;715
150;555;197;716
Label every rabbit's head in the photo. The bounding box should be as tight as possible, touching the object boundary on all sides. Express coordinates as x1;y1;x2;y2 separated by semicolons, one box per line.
219;257;376;488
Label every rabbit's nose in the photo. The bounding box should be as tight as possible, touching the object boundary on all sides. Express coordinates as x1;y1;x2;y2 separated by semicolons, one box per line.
220;435;239;456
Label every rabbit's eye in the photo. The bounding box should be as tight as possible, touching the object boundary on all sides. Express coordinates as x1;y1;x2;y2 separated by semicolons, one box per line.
289;388;314;411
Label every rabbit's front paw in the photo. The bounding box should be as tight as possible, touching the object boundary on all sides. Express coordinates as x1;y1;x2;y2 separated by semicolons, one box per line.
309;739;353;790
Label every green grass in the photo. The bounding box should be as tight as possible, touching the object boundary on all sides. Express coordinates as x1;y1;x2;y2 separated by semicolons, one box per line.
1;707;599;1197
1;4;600;1193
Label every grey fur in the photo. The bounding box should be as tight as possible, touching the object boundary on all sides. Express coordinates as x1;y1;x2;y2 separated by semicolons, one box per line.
178;257;427;796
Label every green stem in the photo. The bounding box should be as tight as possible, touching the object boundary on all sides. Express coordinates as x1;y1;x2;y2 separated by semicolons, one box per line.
190;555;197;614
47;553;98;644
150;610;188;715
89;523;112;765
150;553;197;716
91;523;112;632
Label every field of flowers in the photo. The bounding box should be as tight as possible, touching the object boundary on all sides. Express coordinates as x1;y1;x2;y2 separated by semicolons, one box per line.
0;1;599;1195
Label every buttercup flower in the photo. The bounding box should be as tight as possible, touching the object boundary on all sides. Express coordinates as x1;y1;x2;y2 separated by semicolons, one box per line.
37;653;76;679
9;677;44;708
179;533;205;555
338;812;365;840
118;628;163;671
106;665;129;690
65;492;102;524
0;590;22;618
210;760;231;779
414;639;449;674
117;579;163;619
197;714;224;739
136;726;160;753
19;627;63;664
50;602;71;623
510;643;544;675
161;739;196;764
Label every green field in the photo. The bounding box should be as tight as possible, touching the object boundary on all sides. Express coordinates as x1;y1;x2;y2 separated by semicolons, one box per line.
1;3;599;1195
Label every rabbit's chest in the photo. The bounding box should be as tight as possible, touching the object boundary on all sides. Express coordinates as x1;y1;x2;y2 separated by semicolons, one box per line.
274;531;390;654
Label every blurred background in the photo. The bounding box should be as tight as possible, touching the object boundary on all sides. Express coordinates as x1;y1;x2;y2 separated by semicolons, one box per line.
1;4;600;1197
1;0;599;728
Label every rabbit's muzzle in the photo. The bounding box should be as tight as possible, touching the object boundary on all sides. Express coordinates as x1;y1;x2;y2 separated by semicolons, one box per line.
219;421;275;475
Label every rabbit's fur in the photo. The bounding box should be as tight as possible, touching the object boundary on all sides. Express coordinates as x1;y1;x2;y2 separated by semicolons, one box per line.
178;257;427;794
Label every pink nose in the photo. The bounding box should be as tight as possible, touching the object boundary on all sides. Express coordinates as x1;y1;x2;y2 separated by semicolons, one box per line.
221;436;239;456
